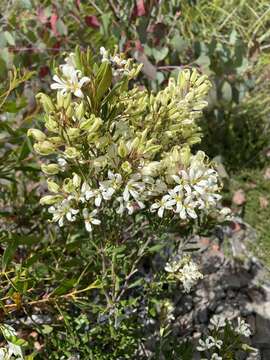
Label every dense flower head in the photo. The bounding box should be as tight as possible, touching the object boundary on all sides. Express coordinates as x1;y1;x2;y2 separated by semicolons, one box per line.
28;47;223;233
165;256;203;292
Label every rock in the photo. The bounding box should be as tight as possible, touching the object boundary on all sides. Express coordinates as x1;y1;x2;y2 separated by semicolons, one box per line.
196;307;209;324
253;316;270;348
223;271;252;290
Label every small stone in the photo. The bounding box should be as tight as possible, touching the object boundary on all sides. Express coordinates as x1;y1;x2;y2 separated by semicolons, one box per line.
196;307;209;324
227;289;235;299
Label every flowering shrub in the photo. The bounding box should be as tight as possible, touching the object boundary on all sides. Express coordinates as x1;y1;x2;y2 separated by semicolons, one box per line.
29;48;222;235
197;316;257;359
24;47;254;358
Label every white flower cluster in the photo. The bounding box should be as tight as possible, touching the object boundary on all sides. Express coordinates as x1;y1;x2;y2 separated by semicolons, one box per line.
36;51;223;234
197;316;252;359
100;47;135;77
234;317;252;337
0;325;24;360
151;161;221;220
165;257;203;293
51;53;90;98
47;155;221;233
197;336;223;352
210;315;251;337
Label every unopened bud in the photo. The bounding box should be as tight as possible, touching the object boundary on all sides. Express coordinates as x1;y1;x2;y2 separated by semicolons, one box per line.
40;195;63;205
36;93;54;113
41;163;60;175
121;161;132;174
47;179;60;193
65;146;80;159
75;102;85;120
118;140;128;158
34;141;55;155
72;173;81;188
27;129;46;142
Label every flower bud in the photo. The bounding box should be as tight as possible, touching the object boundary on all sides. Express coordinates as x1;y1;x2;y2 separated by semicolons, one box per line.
193;101;208;111
62;178;74;193
36;93;54;113
34;141;55;155
129;137;140;152
72;173;81;188
197;83;209;95
75;102;85;120
66;105;74;118
57;91;65;108
141;161;160;176
41;163;60;175
80;116;103;133
27;129;46;142
40;195;63;205
66;128;80;139
185;90;195;102
118;140;128;158
195;75;208;87
88;118;102;133
190;69;198;83
65;146;80;159
47;179;60;193
121;161;132;174
45;115;58;133
180;147;191;167
63;93;72;109
49;136;63;145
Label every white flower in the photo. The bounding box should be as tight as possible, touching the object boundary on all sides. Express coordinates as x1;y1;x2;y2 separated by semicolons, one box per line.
164;260;181;273
57;157;67;169
64;52;76;68
86;188;103;207
100;47;109;62
165;258;203;292
48;199;79;226
83;208;101;232
150;194;175;218
116;196;144;215
168;185;184;213
178;195;197;220
99;171;122;200
172;163;221;212
197;336;222;351
80;182;92;203
210;315;226;329
219;207;232;220
178;260;203;292
51;64;90;98
123;176;145;202
235;317;251;337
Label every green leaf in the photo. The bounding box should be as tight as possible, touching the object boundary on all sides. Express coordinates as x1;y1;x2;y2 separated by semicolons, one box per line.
147;243;166;254
4;31;15;46
56;19;68;36
196;54;211;74
152;47;169;62
96;62;112;101
53;278;77;296
2;238;18;270
18;138;31;161
170;33;189;53
221;81;232;102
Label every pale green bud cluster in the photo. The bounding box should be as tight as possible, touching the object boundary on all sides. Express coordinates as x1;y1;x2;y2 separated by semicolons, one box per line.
28;48;221;232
